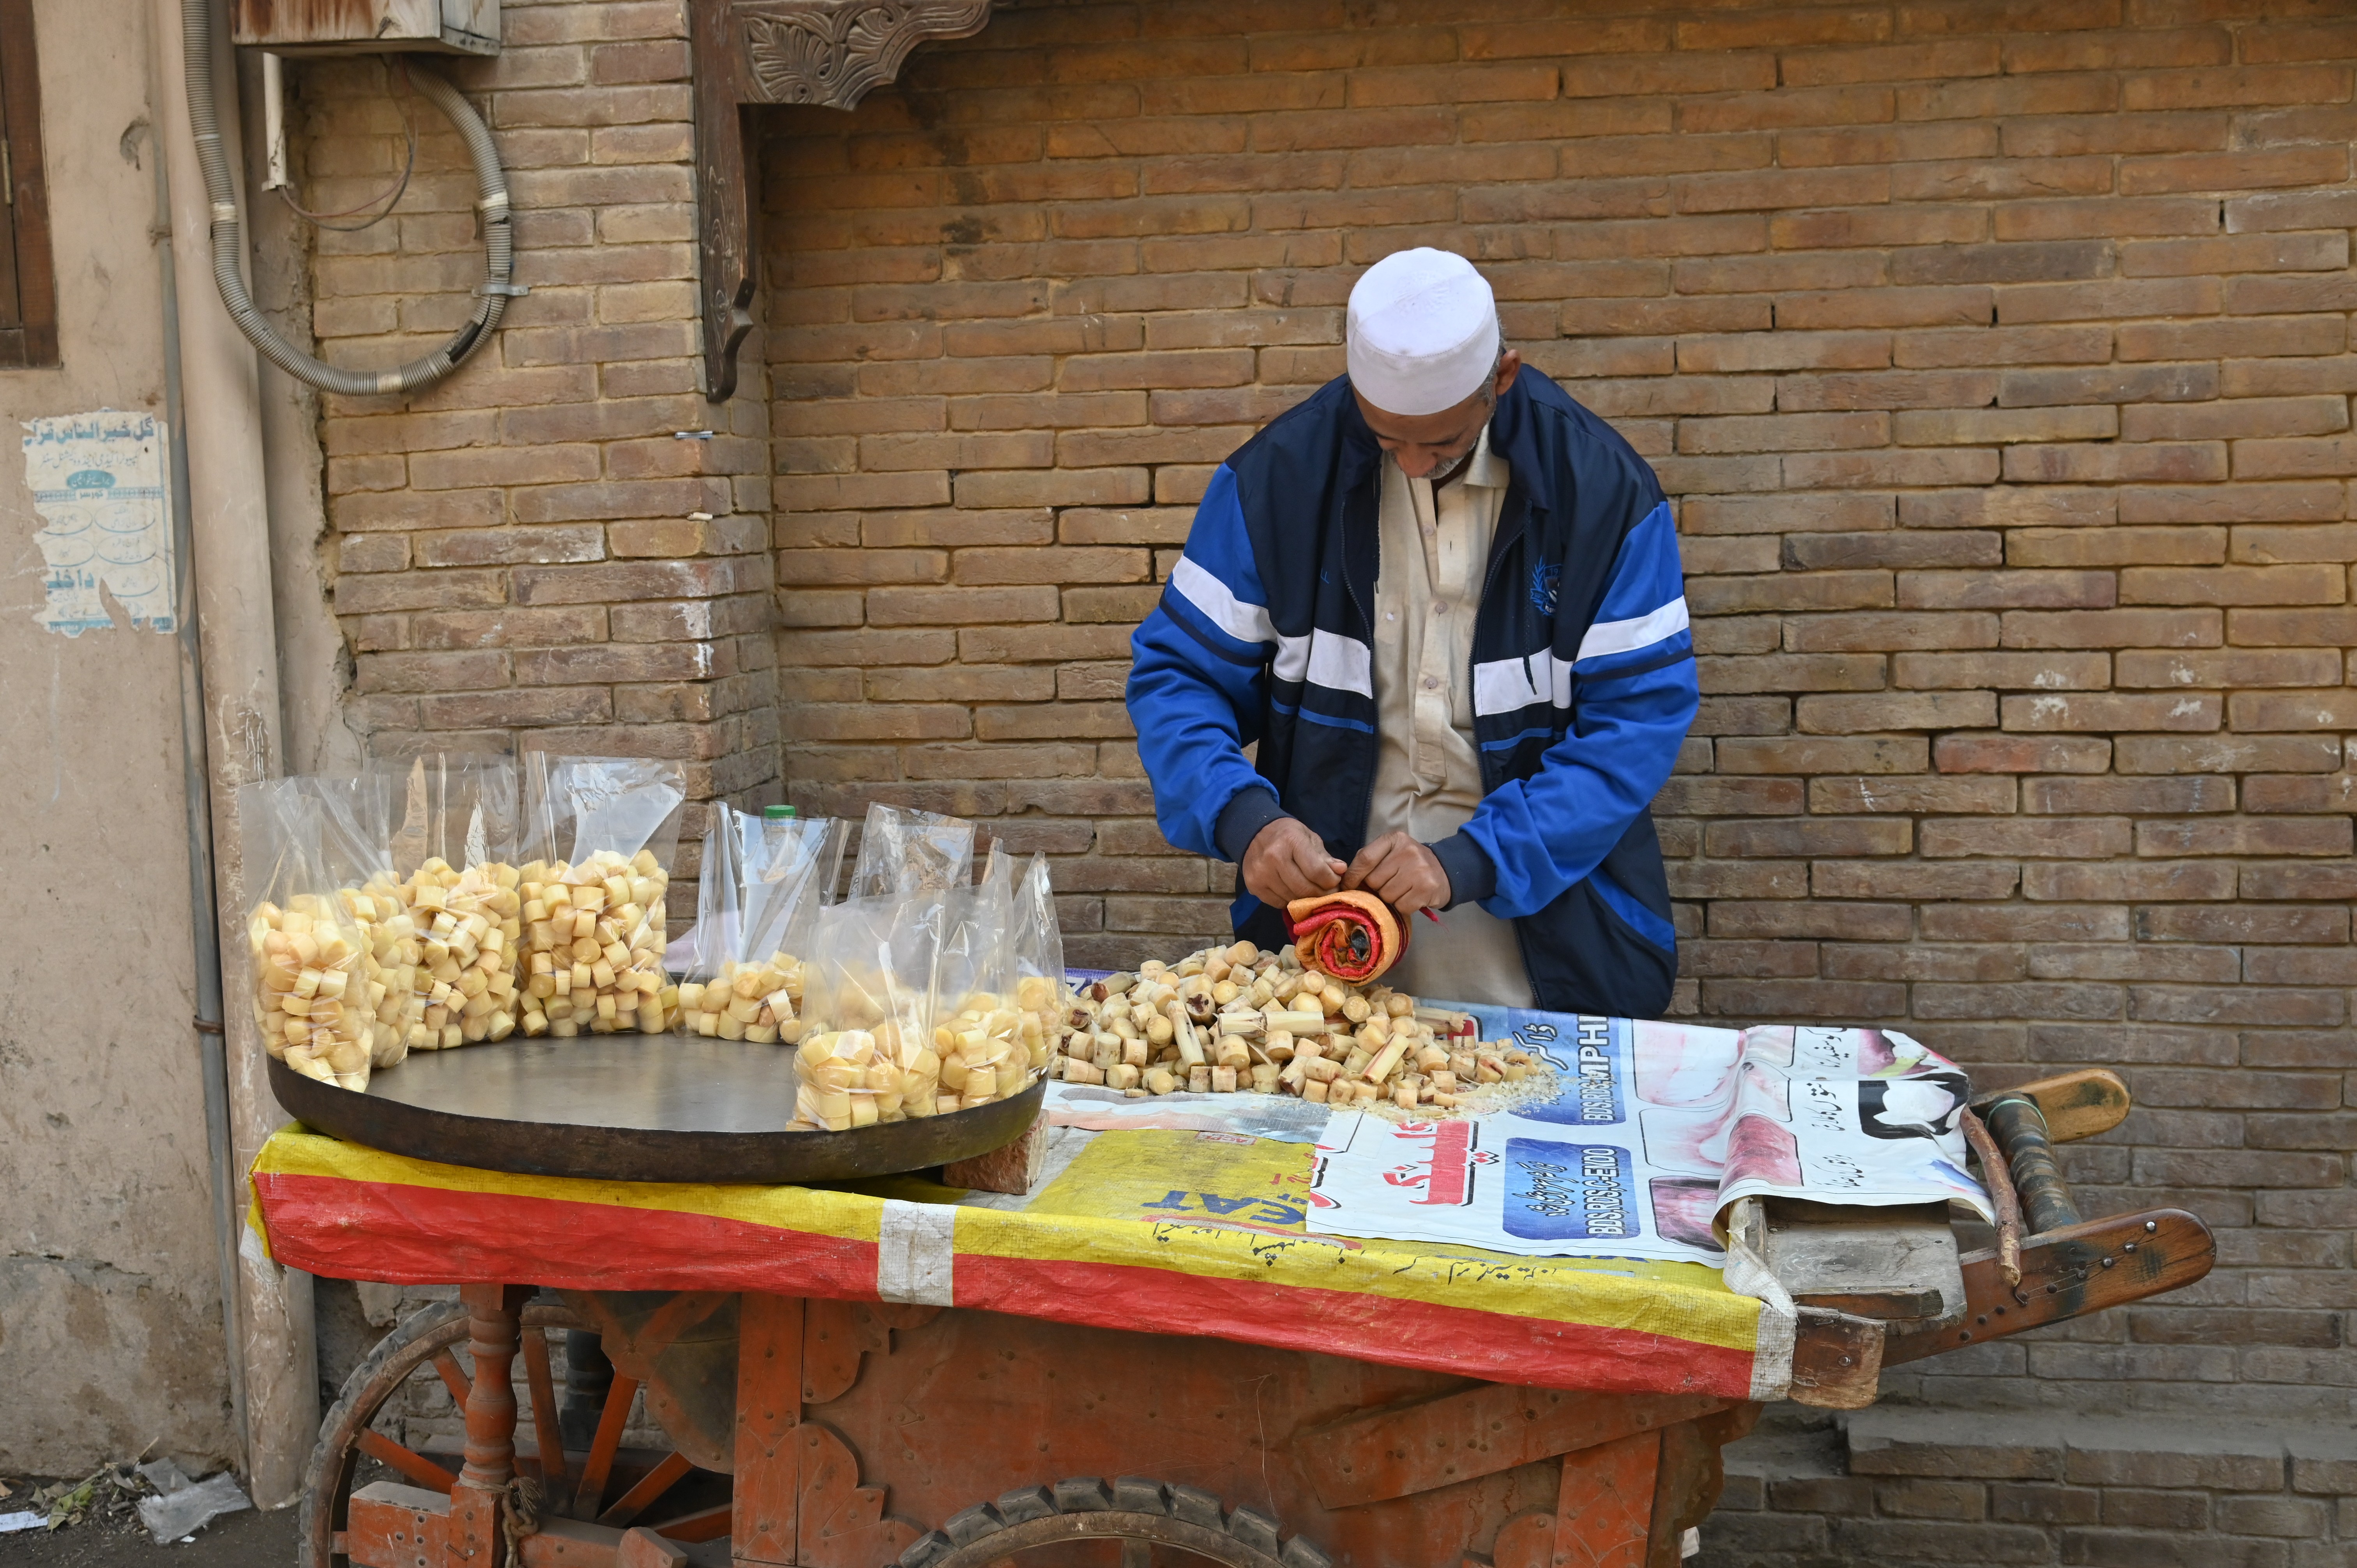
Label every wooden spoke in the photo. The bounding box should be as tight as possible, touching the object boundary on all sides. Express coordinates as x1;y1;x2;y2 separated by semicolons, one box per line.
598;1451;694;1527
1122;1538;1152;1568
355;1429;459;1494
648;1503;733;1544
431;1349;472;1407
572;1372;641;1517
520;1325;569;1494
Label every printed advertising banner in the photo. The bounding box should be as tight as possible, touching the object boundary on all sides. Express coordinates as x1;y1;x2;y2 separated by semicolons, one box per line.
1304;1013;1992;1265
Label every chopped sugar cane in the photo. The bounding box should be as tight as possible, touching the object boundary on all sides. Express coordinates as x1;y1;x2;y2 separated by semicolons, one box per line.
516;849;675;1038
1050;939;1550;1118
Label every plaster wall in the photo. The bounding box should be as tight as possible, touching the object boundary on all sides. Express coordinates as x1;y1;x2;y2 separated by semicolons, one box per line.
0;0;236;1474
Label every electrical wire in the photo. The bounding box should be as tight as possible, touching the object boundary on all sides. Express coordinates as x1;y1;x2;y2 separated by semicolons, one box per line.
183;0;515;396
277;57;417;232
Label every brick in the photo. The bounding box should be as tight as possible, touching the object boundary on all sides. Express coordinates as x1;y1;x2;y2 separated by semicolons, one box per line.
1924;904;2129;942
2233;523;2357;565
2028;775;2233;815
1787;612;1999;651
2133;987;2346;1029
1811;774;2017;814
1935;733;2113;773
2002;692;2221;732
2000;362;2219;407
1898;406;2121;447
1813;861;2021;900
1704;818;1911;857
2123;564;2345;606
1698;979;1907;1020
1785;529;2002;570
2117;735;2343;774
2243;860;2357;900
2028;943;2239;984
2011;526;2224;568
1922;818;2132;858
2233;690;2357;732
1709;901;1913;941
2243;772;2357;813
2229;607;2357;646
2122;480;2343;524
1717;736;1930;774
2023;861;2239;902
2005;441;2229;484
1796;691;1997;732
2140;904;2346;945
2002;609;2221;650
1895;651;2110;690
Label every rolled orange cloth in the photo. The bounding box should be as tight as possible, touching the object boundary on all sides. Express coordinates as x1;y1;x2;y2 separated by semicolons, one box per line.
1286;891;1409;984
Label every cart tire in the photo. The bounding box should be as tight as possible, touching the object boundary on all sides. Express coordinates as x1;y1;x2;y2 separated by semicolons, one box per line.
903;1475;1329;1568
296;1295;585;1568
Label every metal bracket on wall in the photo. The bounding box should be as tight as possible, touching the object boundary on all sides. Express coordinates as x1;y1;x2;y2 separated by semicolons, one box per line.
690;0;997;401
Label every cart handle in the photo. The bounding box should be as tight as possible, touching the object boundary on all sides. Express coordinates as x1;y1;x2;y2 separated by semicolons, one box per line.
1979;1093;2082;1238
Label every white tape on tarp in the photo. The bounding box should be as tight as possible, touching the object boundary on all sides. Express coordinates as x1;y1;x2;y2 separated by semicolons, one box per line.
875;1198;957;1307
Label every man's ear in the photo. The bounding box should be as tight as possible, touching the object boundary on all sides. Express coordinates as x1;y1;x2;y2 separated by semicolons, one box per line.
1493;348;1523;400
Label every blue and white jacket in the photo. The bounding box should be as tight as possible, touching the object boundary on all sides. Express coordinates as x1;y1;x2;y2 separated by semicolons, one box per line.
1125;367;1698;1018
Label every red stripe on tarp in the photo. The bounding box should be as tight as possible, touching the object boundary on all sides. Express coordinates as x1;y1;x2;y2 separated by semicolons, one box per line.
253;1173;882;1300
255;1174;1755;1400
952;1253;1754;1399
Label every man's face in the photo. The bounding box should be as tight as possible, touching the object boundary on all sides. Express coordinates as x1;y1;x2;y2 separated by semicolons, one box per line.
1352;348;1523;479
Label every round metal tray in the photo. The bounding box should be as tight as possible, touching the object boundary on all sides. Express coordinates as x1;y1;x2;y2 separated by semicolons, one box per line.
267;1037;1045;1185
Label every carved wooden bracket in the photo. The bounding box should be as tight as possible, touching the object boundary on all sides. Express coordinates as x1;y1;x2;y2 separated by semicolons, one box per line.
693;0;997;399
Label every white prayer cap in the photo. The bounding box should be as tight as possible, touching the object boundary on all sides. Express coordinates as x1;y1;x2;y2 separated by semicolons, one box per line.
1346;249;1500;417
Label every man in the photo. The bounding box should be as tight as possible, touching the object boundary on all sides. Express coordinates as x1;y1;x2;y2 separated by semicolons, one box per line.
1125;249;1698;1018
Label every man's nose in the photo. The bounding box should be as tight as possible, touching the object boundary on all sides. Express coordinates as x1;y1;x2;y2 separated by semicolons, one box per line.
1396;449;1438;478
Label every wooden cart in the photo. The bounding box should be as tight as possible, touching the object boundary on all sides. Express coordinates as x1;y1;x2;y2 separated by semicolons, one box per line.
272;1070;2211;1568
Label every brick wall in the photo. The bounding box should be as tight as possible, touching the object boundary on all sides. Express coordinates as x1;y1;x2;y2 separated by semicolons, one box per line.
754;0;2357;1433
1703;1406;2357;1568
297;0;780;872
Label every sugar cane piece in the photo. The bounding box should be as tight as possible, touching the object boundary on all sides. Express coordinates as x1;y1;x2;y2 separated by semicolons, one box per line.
1143;1066;1177;1095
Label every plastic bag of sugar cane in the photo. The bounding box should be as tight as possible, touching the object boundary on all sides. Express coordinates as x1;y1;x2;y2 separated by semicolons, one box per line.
241;779;383;1092
677;804;842;1044
518;756;686;1038
380;754;526;1050
1008;851;1069;1074
848;802;972;900
312;770;421;1074
928;850;1040;1110
791;892;946;1129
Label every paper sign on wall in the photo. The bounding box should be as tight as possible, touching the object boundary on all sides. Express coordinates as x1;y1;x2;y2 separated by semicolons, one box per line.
23;410;174;636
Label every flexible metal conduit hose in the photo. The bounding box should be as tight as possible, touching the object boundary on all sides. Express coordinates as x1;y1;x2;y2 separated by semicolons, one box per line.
182;0;514;395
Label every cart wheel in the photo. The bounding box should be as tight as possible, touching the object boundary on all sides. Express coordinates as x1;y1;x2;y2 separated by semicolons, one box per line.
901;1477;1330;1568
296;1295;725;1568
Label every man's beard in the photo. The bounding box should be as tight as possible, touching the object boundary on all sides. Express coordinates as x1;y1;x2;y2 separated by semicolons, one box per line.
1427;446;1476;486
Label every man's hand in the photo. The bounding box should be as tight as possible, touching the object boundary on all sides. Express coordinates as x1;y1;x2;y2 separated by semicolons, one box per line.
1344;832;1452;915
1243;818;1346;908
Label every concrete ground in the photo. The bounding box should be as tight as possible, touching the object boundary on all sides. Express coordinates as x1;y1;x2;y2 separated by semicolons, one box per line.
0;1479;295;1568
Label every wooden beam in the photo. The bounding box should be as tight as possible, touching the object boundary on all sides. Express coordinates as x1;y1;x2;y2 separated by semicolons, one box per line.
1297;1383;1728;1510
1883;1208;2213;1367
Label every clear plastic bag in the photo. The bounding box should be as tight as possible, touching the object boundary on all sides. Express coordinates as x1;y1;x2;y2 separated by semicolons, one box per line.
240;780;377;1091
929;851;1032;1111
795;893;945;1128
379;755;525;1051
1010;852;1067;1076
387;753;519;879
310;772;418;1072
678;805;841;1045
518;757;686;1038
849;803;973;900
